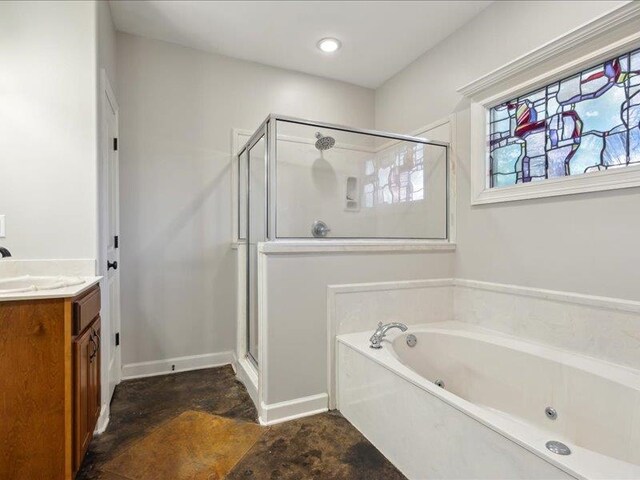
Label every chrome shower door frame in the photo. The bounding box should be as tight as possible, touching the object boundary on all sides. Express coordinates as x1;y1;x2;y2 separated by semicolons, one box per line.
241;121;269;367
267;114;450;241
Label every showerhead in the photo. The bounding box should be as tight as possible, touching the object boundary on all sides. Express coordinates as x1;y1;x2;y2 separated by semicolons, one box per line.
315;132;335;151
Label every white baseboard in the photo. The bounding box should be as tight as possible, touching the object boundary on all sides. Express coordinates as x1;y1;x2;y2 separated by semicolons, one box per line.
259;393;328;426
235;356;259;411
122;351;235;380
95;404;110;434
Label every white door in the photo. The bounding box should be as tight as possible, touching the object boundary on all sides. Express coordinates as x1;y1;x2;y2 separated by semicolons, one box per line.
100;71;121;402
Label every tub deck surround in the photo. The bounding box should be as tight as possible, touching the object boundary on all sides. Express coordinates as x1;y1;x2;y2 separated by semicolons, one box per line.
336;322;640;480
328;278;640;399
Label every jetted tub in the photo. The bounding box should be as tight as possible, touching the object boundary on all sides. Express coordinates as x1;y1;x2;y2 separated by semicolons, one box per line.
336;322;640;480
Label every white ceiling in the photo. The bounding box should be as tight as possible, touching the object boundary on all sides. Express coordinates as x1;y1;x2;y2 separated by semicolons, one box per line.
109;1;491;89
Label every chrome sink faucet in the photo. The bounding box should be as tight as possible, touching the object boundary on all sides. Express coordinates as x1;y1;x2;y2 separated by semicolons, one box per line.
369;322;408;349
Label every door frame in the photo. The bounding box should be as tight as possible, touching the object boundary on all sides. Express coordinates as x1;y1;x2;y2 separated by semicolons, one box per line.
97;69;121;431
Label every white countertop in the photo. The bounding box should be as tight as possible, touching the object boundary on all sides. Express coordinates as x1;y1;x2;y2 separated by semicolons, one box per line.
0;276;102;302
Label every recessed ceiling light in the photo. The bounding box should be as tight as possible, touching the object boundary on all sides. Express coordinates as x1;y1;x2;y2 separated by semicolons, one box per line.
317;38;341;53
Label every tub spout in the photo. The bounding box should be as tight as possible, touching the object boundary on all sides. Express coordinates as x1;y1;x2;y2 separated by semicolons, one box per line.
369;322;408;349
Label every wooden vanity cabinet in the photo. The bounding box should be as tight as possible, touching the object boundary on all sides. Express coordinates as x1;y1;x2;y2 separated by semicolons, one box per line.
73;316;101;471
0;283;101;480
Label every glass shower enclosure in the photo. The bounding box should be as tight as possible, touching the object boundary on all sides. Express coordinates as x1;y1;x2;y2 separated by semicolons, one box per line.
237;115;449;366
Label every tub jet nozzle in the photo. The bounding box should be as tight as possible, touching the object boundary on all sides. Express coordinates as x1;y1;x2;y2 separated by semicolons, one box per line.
546;440;571;456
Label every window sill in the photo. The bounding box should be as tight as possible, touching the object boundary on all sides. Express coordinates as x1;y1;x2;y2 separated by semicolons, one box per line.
472;163;640;205
256;239;455;254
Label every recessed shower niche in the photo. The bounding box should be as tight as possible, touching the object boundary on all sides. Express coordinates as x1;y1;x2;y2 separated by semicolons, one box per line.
345;176;359;211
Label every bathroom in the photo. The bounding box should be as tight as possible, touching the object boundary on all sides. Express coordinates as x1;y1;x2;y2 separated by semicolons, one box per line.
1;1;639;479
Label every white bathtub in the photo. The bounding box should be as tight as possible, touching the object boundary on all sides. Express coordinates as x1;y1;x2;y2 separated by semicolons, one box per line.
336;321;640;480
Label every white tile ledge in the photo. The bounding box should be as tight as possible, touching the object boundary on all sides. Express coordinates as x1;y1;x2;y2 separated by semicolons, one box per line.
328;278;454;294
258;240;455;254
456;278;640;314
325;277;640;313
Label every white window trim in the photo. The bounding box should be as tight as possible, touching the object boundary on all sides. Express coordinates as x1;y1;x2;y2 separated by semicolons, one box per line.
460;2;640;205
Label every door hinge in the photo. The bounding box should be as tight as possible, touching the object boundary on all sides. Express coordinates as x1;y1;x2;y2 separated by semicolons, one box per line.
115;332;120;346
113;137;118;151
114;235;119;249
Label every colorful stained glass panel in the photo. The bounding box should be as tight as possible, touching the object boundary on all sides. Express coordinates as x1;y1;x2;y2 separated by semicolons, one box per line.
489;47;640;188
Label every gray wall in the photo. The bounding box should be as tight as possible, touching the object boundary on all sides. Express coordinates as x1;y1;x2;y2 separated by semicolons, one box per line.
98;1;117;95
375;1;640;301
0;1;98;259
265;251;453;404
116;33;375;366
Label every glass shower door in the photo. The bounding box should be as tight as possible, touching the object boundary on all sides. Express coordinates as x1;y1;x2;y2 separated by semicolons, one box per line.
247;134;266;365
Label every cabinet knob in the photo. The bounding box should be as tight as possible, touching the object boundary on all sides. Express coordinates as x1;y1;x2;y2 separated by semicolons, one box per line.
107;260;118;271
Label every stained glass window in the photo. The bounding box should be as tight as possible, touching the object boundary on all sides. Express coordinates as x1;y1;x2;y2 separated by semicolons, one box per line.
489;47;640;188
363;144;425;208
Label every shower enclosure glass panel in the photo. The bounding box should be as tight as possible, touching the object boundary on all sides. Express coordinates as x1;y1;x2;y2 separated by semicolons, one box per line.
237;115;449;370
275;120;447;239
238;149;248;240
247;135;266;365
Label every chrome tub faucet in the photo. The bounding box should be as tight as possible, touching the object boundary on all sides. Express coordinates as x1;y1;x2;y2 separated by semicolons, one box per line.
369;322;408;349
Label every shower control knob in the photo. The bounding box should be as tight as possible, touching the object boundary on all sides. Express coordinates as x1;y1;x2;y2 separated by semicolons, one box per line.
312;220;331;238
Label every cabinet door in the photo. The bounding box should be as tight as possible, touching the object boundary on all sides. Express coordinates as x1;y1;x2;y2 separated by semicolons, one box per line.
0;300;68;479
89;318;101;430
73;324;94;471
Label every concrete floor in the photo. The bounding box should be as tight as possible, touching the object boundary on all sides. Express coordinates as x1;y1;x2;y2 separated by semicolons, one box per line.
77;365;406;480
